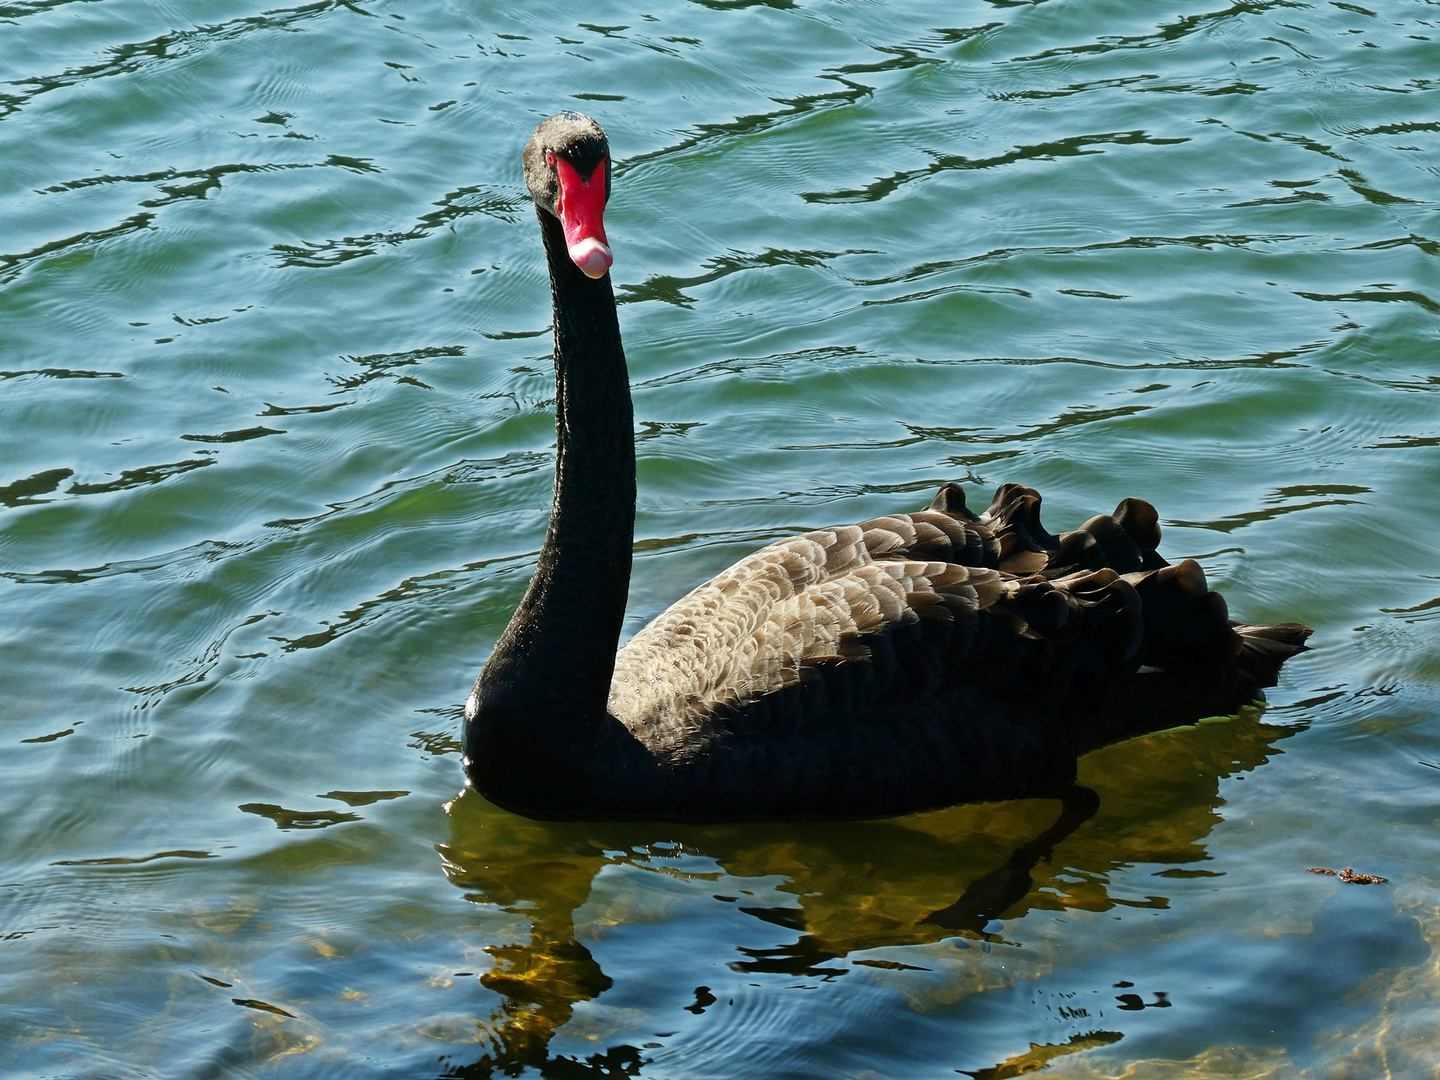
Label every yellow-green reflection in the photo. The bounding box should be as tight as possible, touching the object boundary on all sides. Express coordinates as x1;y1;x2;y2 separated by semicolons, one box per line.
439;708;1300;1076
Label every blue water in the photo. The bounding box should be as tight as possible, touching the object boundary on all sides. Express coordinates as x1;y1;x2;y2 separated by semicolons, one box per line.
2;0;1438;1076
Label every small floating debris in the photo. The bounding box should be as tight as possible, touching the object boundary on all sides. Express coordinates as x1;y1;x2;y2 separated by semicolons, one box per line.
1307;866;1388;884
231;997;296;1018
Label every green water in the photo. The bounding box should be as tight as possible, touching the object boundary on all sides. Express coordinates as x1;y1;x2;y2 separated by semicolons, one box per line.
2;0;1438;1076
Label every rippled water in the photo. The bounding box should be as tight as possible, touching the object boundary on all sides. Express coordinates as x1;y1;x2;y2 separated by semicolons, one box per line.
2;0;1438;1076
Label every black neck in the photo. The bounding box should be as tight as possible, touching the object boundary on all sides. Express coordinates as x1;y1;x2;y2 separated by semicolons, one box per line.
469;208;635;751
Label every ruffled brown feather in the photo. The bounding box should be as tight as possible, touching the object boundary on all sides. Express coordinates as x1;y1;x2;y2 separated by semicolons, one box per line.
599;482;1309;817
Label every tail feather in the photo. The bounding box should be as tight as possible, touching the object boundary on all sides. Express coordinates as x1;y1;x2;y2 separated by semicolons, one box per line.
1234;622;1312;688
939;482;1313;755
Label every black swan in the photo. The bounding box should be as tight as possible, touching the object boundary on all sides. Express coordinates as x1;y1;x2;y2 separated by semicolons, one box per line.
462;112;1310;821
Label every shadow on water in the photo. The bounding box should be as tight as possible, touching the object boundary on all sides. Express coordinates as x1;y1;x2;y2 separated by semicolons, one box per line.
436;707;1302;1078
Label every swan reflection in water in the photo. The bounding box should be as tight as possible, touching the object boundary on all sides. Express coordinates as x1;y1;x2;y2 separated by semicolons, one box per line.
435;707;1301;1079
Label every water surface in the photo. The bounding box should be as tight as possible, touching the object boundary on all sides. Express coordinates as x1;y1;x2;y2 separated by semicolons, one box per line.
2;0;1439;1076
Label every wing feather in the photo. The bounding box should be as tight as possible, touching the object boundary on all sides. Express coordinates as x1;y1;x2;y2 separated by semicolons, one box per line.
608;519;1000;757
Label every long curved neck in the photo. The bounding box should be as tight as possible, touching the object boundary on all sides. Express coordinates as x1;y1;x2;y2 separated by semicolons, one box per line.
472;208;635;738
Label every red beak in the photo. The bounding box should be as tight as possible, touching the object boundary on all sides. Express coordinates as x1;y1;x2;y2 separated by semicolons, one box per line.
551;154;612;279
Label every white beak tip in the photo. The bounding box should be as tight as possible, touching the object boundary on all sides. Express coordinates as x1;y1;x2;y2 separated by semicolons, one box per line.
569;238;613;279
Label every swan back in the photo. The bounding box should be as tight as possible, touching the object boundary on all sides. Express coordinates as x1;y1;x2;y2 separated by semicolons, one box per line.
608;513;1002;760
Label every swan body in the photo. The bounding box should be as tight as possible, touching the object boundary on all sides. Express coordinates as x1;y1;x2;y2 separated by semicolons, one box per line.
462;112;1309;821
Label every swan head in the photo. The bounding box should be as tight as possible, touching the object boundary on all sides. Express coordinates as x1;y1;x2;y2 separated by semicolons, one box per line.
523;112;613;279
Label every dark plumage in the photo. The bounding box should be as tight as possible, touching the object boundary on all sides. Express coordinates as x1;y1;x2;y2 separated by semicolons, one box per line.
462;112;1310;821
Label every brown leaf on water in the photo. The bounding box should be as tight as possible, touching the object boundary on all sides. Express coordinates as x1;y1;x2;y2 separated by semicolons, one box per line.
1308;866;1388;884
